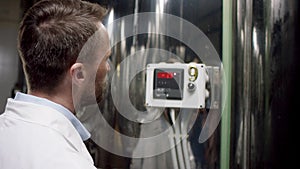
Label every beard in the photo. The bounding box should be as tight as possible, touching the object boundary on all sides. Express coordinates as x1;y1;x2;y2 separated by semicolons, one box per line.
77;75;108;109
95;77;108;104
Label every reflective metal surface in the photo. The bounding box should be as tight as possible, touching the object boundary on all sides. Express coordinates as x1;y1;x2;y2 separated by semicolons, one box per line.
83;0;222;168
232;0;298;168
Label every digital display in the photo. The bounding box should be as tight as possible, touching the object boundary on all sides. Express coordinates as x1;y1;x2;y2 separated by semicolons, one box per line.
153;68;184;100
157;72;174;79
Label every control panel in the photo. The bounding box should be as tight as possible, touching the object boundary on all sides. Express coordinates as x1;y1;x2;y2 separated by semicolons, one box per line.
145;63;208;108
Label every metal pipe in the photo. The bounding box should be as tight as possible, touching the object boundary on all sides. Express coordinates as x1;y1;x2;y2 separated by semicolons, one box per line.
220;0;233;168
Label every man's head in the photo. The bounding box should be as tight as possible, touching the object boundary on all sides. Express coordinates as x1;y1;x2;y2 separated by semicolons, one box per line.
18;0;110;107
72;23;111;106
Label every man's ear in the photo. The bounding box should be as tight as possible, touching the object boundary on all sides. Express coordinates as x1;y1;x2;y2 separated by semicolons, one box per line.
70;63;85;85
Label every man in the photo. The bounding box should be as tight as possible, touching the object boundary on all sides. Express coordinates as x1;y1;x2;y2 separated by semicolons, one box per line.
0;0;110;168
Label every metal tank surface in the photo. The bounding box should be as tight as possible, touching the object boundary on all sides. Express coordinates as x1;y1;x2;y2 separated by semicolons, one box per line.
80;0;223;169
231;0;298;169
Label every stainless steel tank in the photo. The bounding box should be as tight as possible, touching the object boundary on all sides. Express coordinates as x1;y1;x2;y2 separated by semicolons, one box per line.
231;0;298;168
85;0;223;169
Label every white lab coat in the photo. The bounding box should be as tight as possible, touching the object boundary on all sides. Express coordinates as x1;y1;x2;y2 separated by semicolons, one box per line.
0;99;97;169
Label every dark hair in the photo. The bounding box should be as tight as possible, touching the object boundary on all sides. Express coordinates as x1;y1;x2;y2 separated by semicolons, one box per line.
18;0;106;92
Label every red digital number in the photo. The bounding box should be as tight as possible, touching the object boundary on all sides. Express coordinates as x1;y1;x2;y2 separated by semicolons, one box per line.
157;72;174;79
